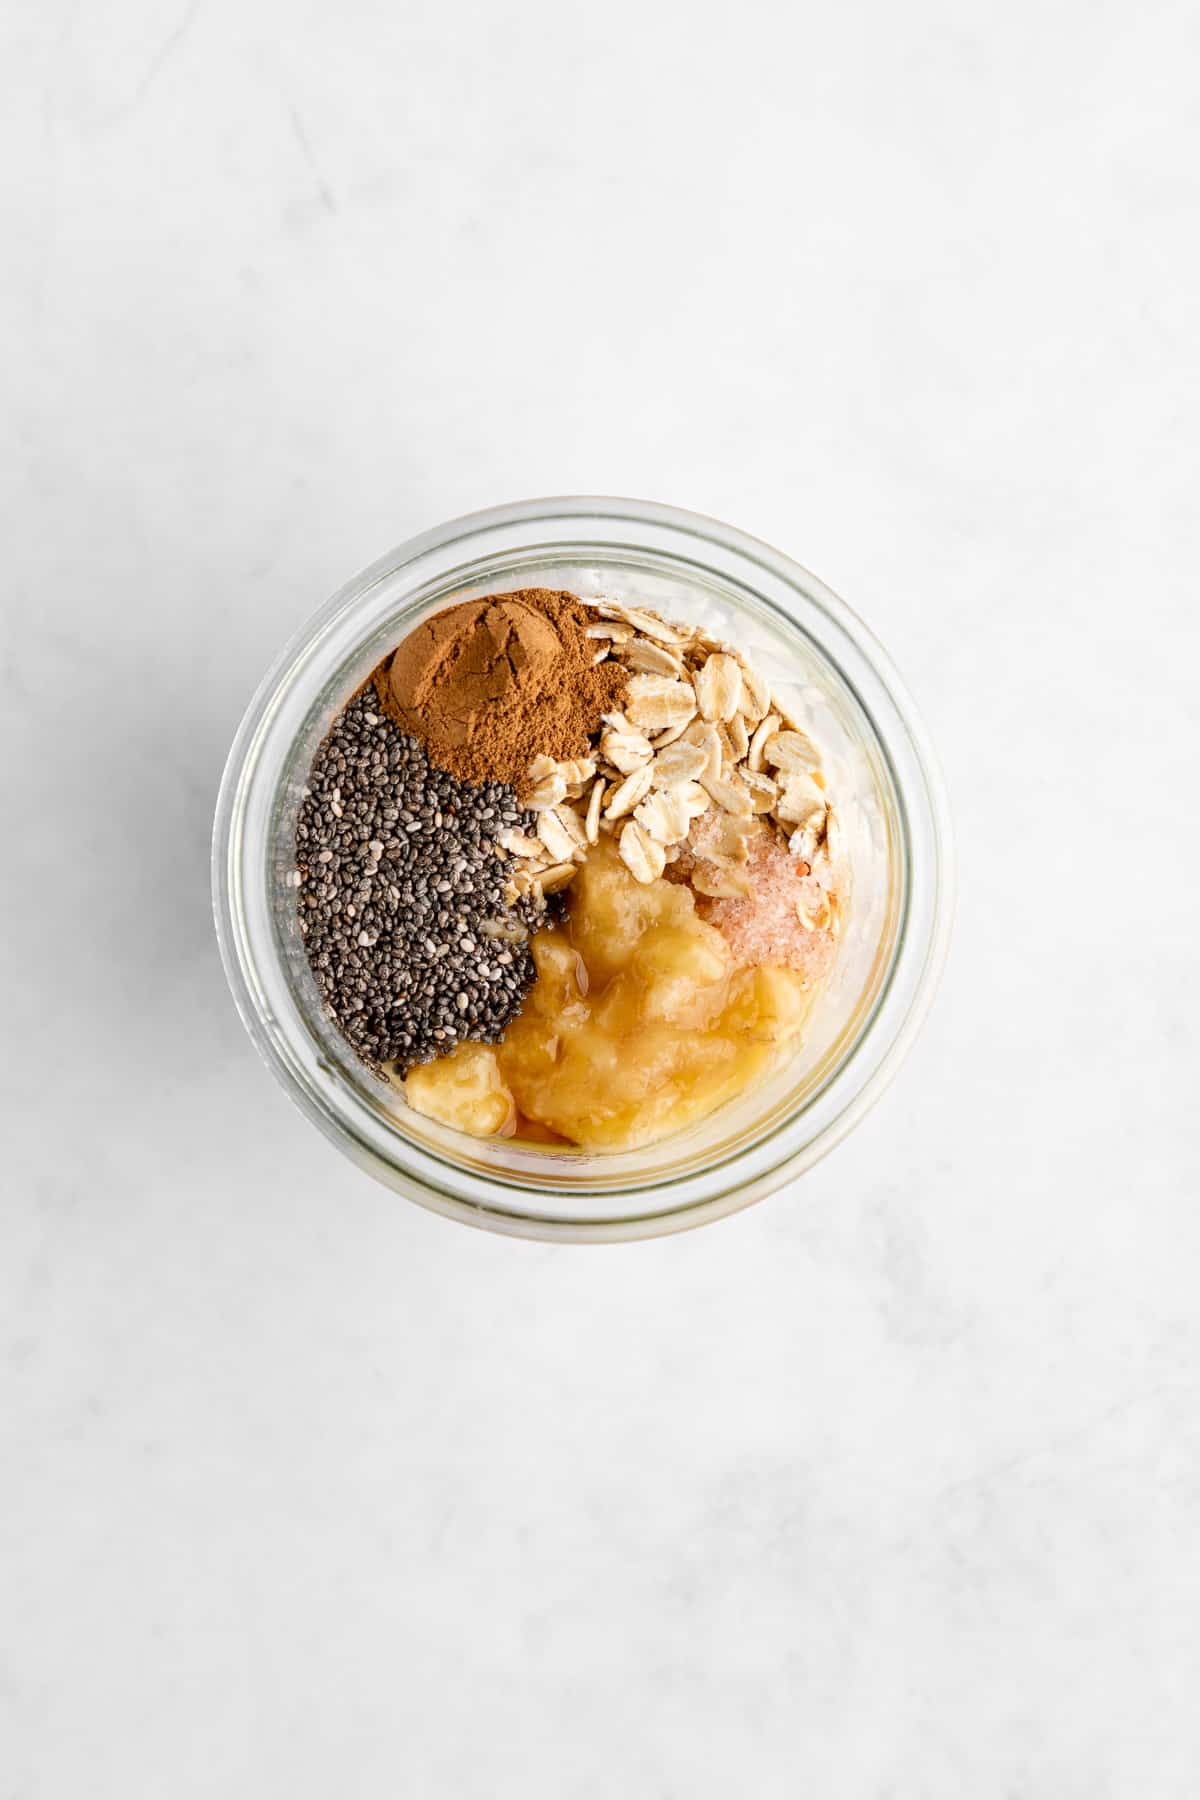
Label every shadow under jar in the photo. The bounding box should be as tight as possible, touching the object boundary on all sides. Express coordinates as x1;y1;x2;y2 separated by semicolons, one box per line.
213;498;952;1241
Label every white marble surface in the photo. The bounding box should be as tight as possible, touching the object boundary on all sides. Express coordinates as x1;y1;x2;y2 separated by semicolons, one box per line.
3;1;1199;1793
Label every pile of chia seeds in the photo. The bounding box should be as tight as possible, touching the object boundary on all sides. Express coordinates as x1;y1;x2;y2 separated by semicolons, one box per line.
293;689;552;1074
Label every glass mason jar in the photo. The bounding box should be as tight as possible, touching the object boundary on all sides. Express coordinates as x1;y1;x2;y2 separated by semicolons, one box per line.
213;498;952;1241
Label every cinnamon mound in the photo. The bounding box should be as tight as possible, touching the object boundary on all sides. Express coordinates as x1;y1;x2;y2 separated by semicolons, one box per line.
374;588;626;793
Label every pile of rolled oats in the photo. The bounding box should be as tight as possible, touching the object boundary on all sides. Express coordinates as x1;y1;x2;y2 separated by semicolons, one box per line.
498;598;840;915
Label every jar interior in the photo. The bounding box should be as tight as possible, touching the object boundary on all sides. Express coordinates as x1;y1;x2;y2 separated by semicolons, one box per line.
266;547;907;1201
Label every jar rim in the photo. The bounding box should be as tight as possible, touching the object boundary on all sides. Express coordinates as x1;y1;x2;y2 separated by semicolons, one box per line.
212;496;954;1241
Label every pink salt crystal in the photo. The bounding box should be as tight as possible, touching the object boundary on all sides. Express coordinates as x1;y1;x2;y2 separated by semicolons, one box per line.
688;819;837;978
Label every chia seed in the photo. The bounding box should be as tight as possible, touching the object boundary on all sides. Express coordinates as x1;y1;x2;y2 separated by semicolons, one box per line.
293;690;555;1075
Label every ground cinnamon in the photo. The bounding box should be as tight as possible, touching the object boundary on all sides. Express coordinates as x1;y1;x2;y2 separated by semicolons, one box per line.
374;588;626;793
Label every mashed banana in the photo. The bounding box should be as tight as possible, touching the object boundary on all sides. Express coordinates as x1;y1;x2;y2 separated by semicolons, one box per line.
404;841;812;1149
